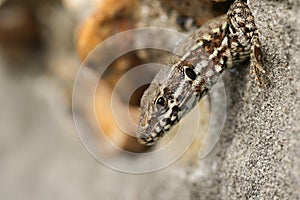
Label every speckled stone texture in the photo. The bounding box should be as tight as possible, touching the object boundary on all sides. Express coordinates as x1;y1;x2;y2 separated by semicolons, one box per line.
186;0;300;199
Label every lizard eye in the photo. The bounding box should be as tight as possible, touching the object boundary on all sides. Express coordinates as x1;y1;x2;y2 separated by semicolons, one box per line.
156;96;167;108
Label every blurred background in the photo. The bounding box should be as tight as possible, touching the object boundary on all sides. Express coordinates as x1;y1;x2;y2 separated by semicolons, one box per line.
0;0;235;199
0;0;102;199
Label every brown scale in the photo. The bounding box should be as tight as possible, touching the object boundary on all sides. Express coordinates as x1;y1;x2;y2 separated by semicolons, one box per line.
194;78;208;95
202;26;227;57
203;40;215;55
211;29;225;47
216;48;228;65
179;60;195;68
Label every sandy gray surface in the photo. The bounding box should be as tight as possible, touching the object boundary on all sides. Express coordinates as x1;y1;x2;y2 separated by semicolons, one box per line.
0;0;299;200
188;1;300;199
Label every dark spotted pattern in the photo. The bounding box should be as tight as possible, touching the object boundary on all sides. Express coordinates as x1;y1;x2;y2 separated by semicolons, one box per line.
137;0;265;146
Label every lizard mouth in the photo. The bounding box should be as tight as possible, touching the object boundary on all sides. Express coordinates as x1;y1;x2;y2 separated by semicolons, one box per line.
136;117;165;146
136;124;163;146
137;133;158;146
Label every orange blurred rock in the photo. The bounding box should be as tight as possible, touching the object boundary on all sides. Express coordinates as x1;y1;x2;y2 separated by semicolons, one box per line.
75;0;147;152
94;80;147;153
76;0;139;60
160;0;231;26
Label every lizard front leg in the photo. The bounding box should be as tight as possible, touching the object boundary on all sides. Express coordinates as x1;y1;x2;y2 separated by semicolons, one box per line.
228;0;266;86
250;33;266;86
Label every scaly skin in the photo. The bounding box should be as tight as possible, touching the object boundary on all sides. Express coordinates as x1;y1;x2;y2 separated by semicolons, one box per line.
137;0;265;146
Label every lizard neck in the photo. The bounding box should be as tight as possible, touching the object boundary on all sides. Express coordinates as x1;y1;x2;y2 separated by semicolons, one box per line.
172;18;232;97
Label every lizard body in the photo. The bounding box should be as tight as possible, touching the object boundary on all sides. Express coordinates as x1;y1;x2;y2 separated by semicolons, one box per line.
137;0;265;145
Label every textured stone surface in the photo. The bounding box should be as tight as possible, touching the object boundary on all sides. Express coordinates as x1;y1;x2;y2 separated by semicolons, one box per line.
186;0;300;199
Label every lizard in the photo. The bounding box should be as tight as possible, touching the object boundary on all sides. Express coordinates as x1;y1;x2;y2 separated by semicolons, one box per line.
137;0;265;146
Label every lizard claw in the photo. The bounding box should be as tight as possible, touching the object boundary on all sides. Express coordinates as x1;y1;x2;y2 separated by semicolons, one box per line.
250;61;266;87
250;36;266;87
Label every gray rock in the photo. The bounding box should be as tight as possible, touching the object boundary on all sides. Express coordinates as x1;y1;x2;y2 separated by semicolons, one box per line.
185;1;300;199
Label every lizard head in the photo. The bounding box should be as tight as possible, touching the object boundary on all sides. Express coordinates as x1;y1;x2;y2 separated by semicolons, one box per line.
136;65;199;146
